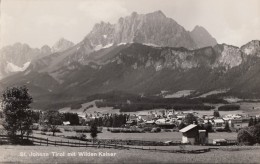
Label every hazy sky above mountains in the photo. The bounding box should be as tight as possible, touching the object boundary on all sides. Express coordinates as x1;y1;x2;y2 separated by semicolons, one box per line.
1;0;260;48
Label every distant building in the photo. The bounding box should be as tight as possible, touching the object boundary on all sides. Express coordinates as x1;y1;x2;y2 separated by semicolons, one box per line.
179;124;208;145
126;120;137;126
155;118;177;129
230;119;243;130
63;121;70;126
213;119;225;130
212;139;227;146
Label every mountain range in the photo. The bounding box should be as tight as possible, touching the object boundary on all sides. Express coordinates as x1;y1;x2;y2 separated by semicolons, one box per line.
0;38;74;79
0;11;259;110
84;10;217;51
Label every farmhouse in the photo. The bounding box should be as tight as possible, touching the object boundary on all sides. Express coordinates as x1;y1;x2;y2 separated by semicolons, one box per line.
213;119;225;130
180;124;198;144
230;119;243;130
179;124;208;145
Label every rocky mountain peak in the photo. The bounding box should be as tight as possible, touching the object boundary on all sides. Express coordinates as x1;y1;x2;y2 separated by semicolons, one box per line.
240;40;260;56
84;11;200;50
52;38;75;53
190;25;217;48
40;45;52;56
0;42;53;79
193;25;206;31
146;10;166;18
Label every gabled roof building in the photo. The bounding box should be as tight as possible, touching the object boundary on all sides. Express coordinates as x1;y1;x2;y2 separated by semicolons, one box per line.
179;124;208;145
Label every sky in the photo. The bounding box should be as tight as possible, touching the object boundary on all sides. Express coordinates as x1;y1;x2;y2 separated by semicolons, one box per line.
1;0;260;48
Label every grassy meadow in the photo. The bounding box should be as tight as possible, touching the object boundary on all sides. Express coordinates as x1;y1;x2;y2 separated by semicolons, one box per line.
33;128;238;142
0;145;260;163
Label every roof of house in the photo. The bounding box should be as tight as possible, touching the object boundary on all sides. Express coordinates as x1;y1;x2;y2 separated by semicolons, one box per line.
214;119;224;123
126;120;134;124
179;124;197;133
63;121;70;125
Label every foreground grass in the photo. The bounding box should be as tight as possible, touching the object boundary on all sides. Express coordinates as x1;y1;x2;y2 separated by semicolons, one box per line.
0;145;260;163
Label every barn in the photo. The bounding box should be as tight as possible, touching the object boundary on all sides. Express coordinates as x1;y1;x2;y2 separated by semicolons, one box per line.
179;124;208;145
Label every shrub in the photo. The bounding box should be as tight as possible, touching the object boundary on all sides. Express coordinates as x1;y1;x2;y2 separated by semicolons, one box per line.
237;127;256;145
19;139;34;145
75;129;90;133
109;127;144;133
237;124;260;145
40;126;48;132
76;133;87;140
163;129;172;132
143;127;153;132
151;127;161;133
12;139;34;145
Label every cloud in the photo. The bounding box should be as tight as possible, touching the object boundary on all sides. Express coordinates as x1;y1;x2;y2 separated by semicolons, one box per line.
1;0;259;48
78;0;129;23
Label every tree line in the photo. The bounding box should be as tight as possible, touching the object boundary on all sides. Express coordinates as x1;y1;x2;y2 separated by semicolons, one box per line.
95;101;214;112
86;113;129;127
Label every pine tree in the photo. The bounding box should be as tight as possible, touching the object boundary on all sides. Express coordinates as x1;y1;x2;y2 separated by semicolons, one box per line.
254;117;257;126
204;120;213;132
90;123;98;143
224;122;231;132
183;113;197;125
178;122;186;130
248;117;254;127
213;110;220;118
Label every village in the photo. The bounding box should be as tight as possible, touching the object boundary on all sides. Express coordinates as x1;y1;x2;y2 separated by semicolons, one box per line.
28;107;258;146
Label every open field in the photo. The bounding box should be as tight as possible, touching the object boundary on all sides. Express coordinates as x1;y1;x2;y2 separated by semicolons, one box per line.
34;129;238;142
238;102;260;116
0;145;260;163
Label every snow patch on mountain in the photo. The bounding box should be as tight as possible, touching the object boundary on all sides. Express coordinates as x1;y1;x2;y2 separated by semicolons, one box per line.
118;43;127;46
94;43;114;51
103;43;113;48
198;89;229;98
164;90;194;98
143;43;159;47
5;61;30;73
224;97;241;103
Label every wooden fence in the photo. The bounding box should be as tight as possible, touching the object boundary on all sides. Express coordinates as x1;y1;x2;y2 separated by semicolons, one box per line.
0;135;216;154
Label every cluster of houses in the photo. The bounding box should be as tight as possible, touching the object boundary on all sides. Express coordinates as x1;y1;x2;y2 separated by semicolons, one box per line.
61;109;259;145
76;109;254;132
124;110;251;131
